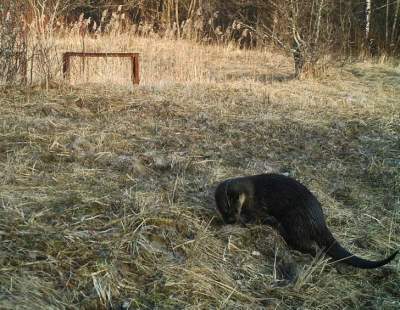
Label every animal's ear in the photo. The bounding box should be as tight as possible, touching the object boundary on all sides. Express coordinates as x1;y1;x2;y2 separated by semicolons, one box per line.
238;193;246;207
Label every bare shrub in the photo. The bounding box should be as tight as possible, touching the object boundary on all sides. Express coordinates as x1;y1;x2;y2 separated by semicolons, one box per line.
24;0;70;87
0;4;27;85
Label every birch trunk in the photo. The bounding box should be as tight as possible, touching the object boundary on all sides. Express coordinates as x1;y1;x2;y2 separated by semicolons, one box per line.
366;0;371;40
391;0;399;45
314;0;325;44
386;0;390;46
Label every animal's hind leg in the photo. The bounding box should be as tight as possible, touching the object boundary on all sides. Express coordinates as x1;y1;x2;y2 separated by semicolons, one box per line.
287;239;317;257
279;227;317;257
263;217;317;257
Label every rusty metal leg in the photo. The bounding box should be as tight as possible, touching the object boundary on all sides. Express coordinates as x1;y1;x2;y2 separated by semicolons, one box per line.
63;53;70;81
135;55;140;84
131;56;136;86
133;55;140;85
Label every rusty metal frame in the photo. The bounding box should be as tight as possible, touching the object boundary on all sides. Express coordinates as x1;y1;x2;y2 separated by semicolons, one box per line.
62;52;140;85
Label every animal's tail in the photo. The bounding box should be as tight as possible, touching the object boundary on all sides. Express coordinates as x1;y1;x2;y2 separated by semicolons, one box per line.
317;229;398;269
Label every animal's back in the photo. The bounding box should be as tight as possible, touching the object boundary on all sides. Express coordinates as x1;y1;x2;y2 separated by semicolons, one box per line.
249;174;321;216
248;174;327;241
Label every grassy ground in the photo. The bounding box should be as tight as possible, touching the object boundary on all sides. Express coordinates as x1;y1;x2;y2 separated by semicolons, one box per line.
1;37;399;309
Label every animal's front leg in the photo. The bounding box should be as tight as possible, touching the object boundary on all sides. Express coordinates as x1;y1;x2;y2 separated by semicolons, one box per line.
262;215;281;228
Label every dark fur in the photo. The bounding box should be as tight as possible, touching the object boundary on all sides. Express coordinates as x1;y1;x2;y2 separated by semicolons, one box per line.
215;173;398;269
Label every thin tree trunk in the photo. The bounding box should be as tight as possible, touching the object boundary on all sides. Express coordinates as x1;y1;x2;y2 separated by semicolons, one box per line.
167;0;171;28
188;0;196;19
391;0;399;46
366;0;371;40
308;0;315;36
175;0;180;38
314;0;325;44
386;0;390;47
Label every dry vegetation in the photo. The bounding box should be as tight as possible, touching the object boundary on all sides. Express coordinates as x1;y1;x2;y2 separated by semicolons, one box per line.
1;13;400;310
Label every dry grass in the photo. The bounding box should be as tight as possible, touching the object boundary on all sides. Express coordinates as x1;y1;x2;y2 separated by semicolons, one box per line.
34;33;292;88
1;32;400;309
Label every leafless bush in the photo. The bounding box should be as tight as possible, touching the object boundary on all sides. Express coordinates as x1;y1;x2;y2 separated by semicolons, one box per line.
24;0;70;87
0;6;27;85
0;1;69;87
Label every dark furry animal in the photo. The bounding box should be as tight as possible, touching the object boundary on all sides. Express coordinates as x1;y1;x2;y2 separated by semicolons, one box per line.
215;173;398;269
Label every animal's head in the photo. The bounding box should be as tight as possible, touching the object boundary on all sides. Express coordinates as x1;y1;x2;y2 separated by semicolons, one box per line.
214;180;246;224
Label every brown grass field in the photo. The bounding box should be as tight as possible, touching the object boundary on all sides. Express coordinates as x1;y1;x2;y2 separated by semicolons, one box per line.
1;33;400;309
